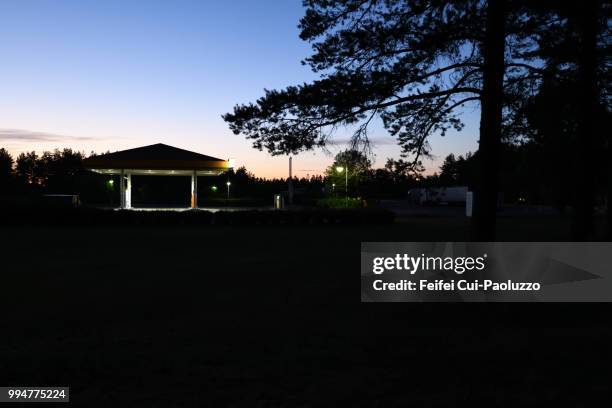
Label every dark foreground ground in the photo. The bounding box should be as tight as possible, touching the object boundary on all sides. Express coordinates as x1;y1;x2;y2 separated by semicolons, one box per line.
1;218;611;406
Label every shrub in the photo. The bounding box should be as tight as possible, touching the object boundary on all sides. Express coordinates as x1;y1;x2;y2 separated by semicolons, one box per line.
315;197;364;209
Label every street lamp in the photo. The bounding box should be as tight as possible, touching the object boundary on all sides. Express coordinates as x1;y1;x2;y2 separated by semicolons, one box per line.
106;179;115;207
226;181;231;200
335;165;348;207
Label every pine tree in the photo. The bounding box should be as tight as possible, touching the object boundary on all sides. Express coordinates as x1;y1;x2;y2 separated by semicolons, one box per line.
223;0;557;239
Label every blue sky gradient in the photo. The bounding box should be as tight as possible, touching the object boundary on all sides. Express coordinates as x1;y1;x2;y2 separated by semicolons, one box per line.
0;0;478;178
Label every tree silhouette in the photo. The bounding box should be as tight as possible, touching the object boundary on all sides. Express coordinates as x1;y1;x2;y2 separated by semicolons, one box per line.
573;1;602;239
0;148;13;180
15;151;40;185
506;1;610;238
325;150;372;196
39;149;85;193
439;153;474;187
224;0;552;239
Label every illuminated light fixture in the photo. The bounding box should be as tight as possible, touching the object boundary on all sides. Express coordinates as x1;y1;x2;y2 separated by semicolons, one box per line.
108;179;114;185
336;165;348;207
211;185;218;192
226;181;231;186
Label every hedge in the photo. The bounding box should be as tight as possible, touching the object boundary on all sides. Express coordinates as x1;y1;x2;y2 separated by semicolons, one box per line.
0;207;394;227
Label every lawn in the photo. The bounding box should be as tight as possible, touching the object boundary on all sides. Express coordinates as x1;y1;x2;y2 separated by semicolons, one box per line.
1;220;610;406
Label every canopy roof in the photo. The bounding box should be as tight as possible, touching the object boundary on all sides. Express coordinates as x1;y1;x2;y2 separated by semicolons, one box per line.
84;143;230;175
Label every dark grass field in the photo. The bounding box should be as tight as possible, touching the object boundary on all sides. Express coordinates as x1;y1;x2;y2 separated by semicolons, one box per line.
1;219;611;406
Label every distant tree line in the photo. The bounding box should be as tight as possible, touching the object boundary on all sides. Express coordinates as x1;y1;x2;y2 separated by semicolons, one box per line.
0;146;421;206
194;160;419;204
2;142;608;211
0;148;119;206
0;148;327;206
199;167;326;205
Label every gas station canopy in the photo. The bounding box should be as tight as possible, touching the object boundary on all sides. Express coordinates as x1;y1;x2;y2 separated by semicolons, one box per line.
83;143;232;208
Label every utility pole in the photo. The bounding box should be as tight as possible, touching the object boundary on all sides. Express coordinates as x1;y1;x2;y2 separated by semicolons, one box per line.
345;162;348;207
288;156;294;205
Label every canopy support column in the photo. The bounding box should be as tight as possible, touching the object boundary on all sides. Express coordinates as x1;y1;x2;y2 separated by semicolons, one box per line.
120;169;126;209
191;170;198;209
126;173;132;209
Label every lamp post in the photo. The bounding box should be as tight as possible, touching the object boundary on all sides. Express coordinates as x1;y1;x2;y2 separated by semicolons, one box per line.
107;178;115;207
335;165;348;207
226;181;231;201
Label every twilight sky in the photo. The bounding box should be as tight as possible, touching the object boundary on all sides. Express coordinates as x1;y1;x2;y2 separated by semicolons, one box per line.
0;0;479;178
